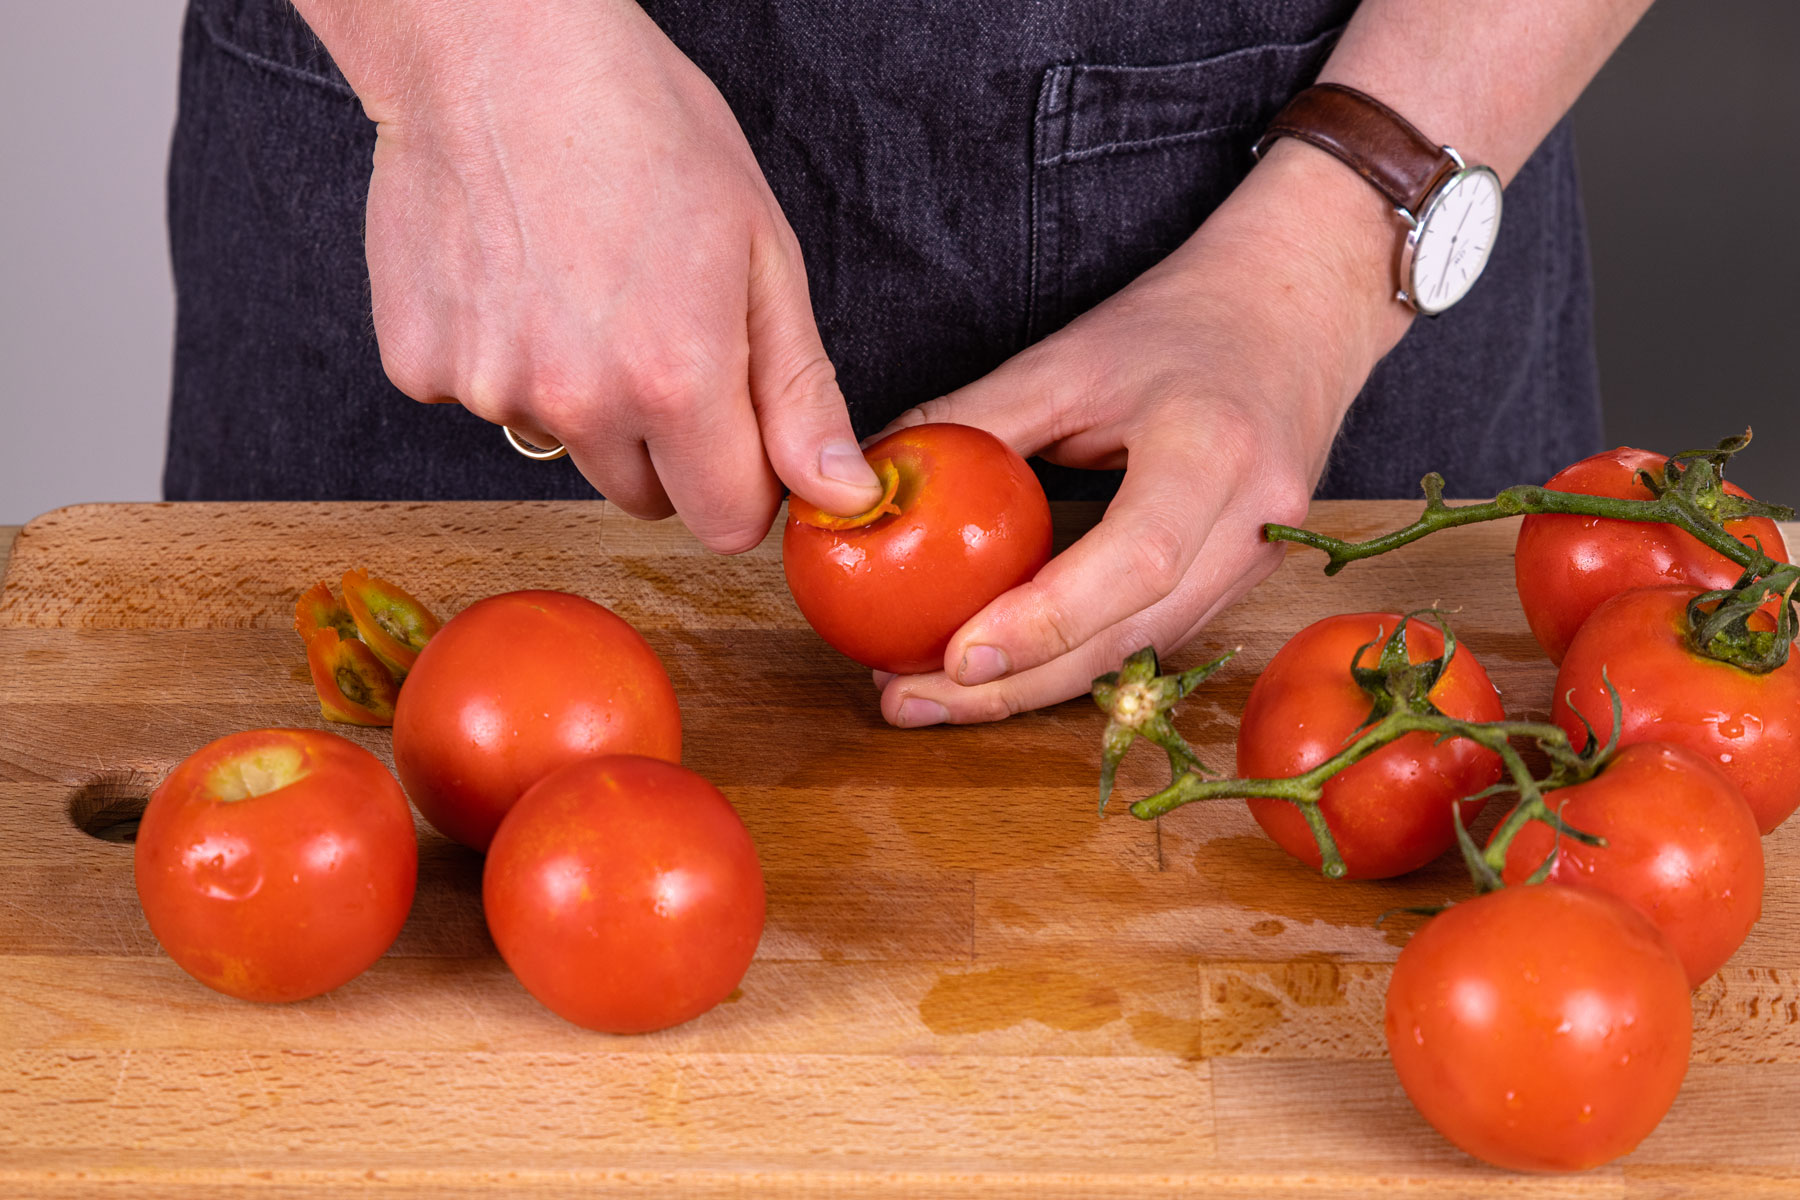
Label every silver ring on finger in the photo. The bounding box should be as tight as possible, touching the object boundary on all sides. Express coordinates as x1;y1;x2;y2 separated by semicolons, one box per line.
503;425;569;461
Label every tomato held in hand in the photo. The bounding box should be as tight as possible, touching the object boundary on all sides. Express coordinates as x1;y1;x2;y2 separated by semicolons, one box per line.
1553;585;1800;834
392;590;682;852
1385;885;1691;1172
134;729;418;1002
484;755;765;1033
1514;447;1788;663
783;422;1053;675
1237;613;1505;879
1494;742;1763;985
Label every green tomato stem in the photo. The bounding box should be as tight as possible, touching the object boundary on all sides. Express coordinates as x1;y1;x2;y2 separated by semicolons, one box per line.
1095;620;1616;888
1263;435;1798;672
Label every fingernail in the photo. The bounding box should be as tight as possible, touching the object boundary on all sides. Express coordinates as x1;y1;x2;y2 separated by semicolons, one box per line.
872;670;896;689
819;439;879;489
896;697;949;728
957;644;1010;686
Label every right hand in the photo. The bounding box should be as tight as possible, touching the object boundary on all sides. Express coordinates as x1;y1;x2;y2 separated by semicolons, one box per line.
297;0;882;550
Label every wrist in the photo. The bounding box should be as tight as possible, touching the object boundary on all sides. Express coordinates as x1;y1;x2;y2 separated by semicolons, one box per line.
1237;138;1417;367
1166;138;1416;437
291;0;644;123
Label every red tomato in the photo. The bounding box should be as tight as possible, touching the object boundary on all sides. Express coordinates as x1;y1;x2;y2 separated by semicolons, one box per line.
1553;585;1800;834
1514;447;1788;663
134;728;417;1002
782;422;1053;675
1385;885;1691;1172
483;755;765;1033
1237;613;1505;879
1493;742;1763;985
392;590;682;852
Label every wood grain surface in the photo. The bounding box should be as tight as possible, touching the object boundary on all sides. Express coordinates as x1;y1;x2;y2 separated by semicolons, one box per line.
1;500;1796;1198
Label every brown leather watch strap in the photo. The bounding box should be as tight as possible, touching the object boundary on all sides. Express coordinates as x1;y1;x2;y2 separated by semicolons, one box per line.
1253;83;1459;217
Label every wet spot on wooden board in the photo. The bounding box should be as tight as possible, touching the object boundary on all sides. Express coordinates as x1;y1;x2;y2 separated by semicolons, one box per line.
1126;1010;1208;1061
919;966;1122;1035
1188;835;1462;949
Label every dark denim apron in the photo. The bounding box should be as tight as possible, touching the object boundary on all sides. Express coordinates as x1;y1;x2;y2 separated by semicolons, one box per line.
165;0;1602;503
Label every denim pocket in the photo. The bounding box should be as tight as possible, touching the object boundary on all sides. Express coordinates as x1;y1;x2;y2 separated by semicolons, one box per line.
1027;28;1342;341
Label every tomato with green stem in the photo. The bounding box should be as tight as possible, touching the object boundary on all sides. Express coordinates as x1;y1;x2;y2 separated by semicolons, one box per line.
1492;740;1762;985
1385;884;1691;1172
1513;447;1788;664
1553;584;1800;834
1235;612;1505;879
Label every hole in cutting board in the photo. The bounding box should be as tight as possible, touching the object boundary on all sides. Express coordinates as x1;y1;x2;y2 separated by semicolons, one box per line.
68;770;159;844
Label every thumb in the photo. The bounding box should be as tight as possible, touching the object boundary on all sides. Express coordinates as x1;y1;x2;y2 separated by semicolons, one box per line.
746;225;883;516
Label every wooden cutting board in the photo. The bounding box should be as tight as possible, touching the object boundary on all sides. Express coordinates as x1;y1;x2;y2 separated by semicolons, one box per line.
1;501;1795;1198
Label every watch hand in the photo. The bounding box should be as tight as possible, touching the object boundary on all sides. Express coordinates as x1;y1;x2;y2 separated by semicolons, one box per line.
1438;201;1476;296
1452;201;1475;241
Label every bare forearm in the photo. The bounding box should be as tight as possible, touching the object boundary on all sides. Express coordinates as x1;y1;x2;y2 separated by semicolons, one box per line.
1320;0;1654;183
290;0;647;122
288;0;422;111
1177;0;1655;425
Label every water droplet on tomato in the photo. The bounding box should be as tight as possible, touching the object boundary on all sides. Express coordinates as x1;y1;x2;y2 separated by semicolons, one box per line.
183;834;263;901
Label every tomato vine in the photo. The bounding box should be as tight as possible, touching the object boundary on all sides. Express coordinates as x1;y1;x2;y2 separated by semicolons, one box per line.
1093;613;1617;882
1265;433;1798;672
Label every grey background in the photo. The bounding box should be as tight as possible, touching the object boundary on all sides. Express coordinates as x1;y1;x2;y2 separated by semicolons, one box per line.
0;1;1793;523
1573;0;1797;502
2;0;182;524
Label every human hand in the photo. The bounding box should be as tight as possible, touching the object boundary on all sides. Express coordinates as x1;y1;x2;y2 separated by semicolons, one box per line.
871;141;1418;726
293;0;881;550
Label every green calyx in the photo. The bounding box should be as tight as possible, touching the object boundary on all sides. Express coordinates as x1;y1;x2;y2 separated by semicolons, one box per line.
1091;646;1237;816
1350;610;1457;728
1686;566;1800;674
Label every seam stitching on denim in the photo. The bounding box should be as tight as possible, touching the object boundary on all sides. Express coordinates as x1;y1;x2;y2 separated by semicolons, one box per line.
1066;29;1344;80
1025;66;1068;344
196;9;356;98
1043;122;1247;167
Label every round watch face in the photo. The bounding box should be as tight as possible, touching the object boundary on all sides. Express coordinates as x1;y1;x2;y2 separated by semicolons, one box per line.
1405;166;1502;315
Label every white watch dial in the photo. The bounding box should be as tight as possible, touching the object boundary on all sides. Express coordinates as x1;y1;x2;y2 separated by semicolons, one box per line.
1406;166;1502;315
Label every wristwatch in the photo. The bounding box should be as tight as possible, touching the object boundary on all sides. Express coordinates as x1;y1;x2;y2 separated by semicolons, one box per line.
1253;83;1502;316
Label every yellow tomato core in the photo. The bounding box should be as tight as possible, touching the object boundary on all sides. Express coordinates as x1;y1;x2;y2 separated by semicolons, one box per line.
208;743;308;802
792;458;904;531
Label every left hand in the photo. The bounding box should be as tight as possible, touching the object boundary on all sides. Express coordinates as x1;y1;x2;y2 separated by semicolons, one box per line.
872;141;1416;727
